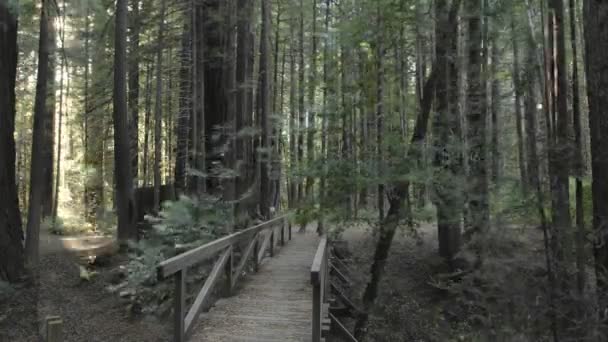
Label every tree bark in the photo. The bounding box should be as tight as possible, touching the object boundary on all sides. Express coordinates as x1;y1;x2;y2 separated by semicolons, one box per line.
305;0;318;197
0;3;25;281
431;0;462;264
153;0;167;213
548;0;572;267
510;12;528;195
259;0;271;218
297;0;305;203
174;22;191;194
583;0;608;321
42;2;56;219
568;0;585;296
375;3;385;221
114;0;137;242
464;0;489;238
25;0;53;265
128;0;141;185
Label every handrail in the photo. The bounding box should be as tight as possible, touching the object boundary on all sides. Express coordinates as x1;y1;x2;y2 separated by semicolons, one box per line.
311;236;329;342
157;214;291;342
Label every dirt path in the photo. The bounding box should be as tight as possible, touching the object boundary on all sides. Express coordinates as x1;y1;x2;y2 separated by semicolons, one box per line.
1;232;170;342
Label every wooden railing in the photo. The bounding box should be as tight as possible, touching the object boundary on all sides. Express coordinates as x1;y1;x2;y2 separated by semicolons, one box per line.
157;215;291;342
310;236;329;342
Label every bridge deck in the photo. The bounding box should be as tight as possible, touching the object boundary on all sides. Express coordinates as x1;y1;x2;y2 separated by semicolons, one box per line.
190;227;320;342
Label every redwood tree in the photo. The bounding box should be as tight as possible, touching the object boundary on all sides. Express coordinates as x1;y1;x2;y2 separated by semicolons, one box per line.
583;0;608;318
0;2;25;281
114;0;137;241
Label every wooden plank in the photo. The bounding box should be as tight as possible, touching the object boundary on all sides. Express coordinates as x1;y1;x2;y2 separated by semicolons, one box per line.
257;231;272;263
231;233;258;290
174;269;186;342
310;236;327;285
157;215;286;279
185;246;232;334
189;226;320;342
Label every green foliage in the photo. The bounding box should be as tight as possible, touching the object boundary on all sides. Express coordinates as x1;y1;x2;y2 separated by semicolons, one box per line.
111;195;230;316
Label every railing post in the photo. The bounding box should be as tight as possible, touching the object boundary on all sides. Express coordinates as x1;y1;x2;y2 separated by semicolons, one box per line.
174;269;186;342
45;316;62;342
253;235;260;272
224;246;234;296
289;221;292;240
270;230;275;257
280;220;285;246
312;281;321;342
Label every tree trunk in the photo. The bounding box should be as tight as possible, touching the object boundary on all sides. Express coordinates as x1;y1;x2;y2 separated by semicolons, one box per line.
259;0;271;218
305;0;318;198
129;0;141;185
583;0;608;322
318;0;330;233
142;62;152;187
153;0;167;213
297;0;305;203
42;4;56;219
568;0;585;296
174;22;191;194
52;4;68;223
289;19;297;209
25;0;52;265
376;4;385;221
490;34;500;185
432;0;462;265
0;3;25;281
464;0;489;238
548;0;572;268
114;0;137;242
510;12;528;195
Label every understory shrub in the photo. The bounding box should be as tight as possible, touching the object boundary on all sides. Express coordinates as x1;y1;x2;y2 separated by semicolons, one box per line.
109;194;230;316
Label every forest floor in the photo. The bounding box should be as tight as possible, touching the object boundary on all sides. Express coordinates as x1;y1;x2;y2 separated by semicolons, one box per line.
0;231;170;342
337;218;549;341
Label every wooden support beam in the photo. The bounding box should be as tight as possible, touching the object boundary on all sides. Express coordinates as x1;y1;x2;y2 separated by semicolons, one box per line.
232;233;258;289
224;246;234;296
174;269;186;342
184;247;232;334
330;312;358;342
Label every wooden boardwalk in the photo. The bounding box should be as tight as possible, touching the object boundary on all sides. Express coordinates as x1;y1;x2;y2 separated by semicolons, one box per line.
190;227;320;342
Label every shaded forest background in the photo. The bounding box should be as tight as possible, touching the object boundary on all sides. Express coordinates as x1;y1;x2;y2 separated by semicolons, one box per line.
2;0;608;340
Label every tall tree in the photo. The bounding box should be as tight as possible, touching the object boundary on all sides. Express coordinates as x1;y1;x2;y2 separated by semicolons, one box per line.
129;0;141;184
258;0;271;218
375;1;385;221
432;0;462;264
305;0;318;197
297;0;305;202
42;0;56;218
114;0;137;241
25;0;53;265
174;21;191;194
583;0;608;321
568;0;585;295
153;0;167;212
510;11;527;195
547;0;572;266
464;0;489;238
0;2;25;281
